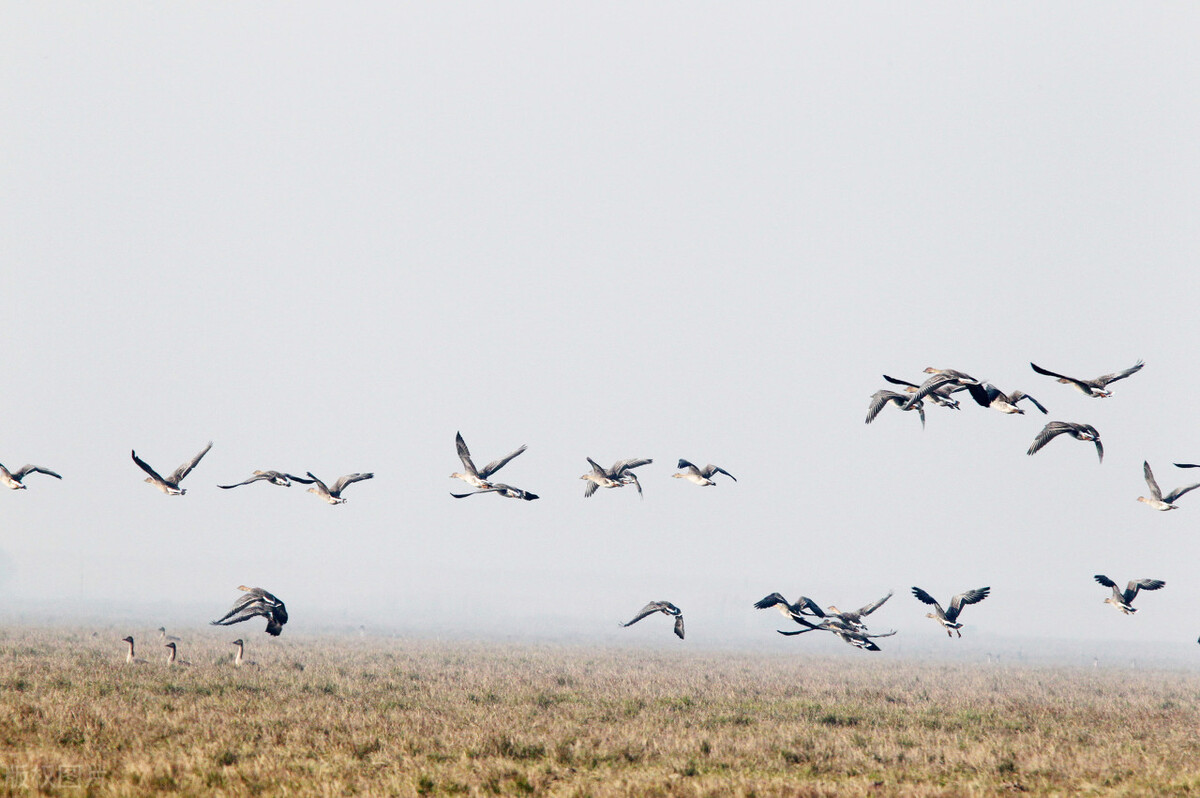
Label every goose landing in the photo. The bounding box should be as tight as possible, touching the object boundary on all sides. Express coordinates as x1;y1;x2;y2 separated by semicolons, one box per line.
211;586;289;636
911;586;989;637
1095;575;1164;614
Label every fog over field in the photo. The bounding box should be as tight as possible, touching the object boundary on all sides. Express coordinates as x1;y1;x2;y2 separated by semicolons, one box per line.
3;4;1199;660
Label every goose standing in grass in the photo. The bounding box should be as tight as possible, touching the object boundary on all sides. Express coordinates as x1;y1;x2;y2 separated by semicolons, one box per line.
0;462;62;490
621;601;684;639
450;432;527;490
305;471;374;505
218;471;315;489
1138;461;1200;511
882;374;963;410
911;586;990;637
901;368;982;410
965;383;1048;415
211;586;289;636
164;642;191;667
672;459;737;486
231;639;258;667
131;442;212;495
866;390;925;429
1027;422;1103;462
1094;575;1165;614
450;483;539;501
122;636;148;664
157;627;181;643
1029;360;1143;398
580;457;652;498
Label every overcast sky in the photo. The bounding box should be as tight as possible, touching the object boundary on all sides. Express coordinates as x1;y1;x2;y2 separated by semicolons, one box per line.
2;3;1199;657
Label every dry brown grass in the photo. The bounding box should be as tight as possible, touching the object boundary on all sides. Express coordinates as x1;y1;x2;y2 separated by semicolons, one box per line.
0;627;1199;796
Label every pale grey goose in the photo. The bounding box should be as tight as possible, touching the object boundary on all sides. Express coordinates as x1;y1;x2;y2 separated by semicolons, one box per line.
621;601;684;639
132;442;212;495
901;368;982;410
450;483;539;501
672;459;736;486
305;471;374;504
218;471;315;489
1027;422;1103;463
1138;461;1200;511
211;586;288;636
580;457;652;498
882;374;963;410
1094;575;1164;614
911;586;990;637
866;390;925;428
0;462;62;490
1030;360;1143;398
450;432;527;490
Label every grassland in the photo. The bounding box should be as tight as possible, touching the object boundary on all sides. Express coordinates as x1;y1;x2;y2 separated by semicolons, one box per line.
0;628;1198;796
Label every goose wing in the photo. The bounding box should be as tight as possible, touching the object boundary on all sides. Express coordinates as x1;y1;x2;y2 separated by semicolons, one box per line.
1174;463;1200;469
1094;574;1118;590
854;590;894;619
1163;482;1200;504
966;383;998;409
583;480;599;498
478;445;528;479
753;592;789;610
170;442;212;484
910;587;944;614
1027;422;1071;456
1010;391;1048;414
866;390;905;423
622;602;669;627
1030;362;1090;391
1123;579;1165;604
12;465;62;480
612;458;652;476
676;458;701;474
1143;461;1164;502
218;473;273;489
701;464;736;481
305;472;331;496
901;375;957;409
131;450;168;484
1095;360;1144;387
945;587;989;622
455;432;479;477
283;473;316;484
881;374;918;389
331;473;374;494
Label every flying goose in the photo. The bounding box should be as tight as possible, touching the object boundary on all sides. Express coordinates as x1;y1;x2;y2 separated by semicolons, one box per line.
1094;575;1164;614
121;636;148;664
1029;360;1143;398
901;368;982;410
450;432;527;490
164;642;191;667
1027;422;1103;463
965;383;1048;415
0;462;62;490
621;601;684;639
779;621;898;652
450;483;539;501
211;585;288;636
882;374;963;410
1138;461;1200;511
866;390;925;429
753;592;823;624
580;457;652;498
132;442;212;495
218;471;315;489
911;586;990;637
672;459;737;486
305;471;374;504
231;639;258;667
823;591;895;632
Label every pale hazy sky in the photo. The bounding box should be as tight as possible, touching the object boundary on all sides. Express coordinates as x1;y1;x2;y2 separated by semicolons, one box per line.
3;3;1199;656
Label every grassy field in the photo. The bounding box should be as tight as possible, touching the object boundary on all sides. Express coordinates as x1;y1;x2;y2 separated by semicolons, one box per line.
0;628;1198;796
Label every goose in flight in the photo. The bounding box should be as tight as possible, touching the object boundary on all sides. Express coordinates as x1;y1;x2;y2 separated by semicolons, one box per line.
218;471;315;489
1027;422;1103;463
621;601;684;639
450;483;539;501
211;585;288;636
132;442;212;495
911;586;990;637
1030;360;1144;398
672;459;737;486
882;374;963;410
450;432;527;490
580;457;652;498
823;591;895;632
164;642;192;667
0;462;62;490
1138;461;1200;511
1094;575;1164;614
965;383;1048;415
901;368;982;410
754;592;823;624
778;622;898;652
866;390;925;429
305;471;374;504
121;636;148;664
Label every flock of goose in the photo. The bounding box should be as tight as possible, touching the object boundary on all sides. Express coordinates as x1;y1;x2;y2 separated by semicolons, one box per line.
7;357;1195;661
